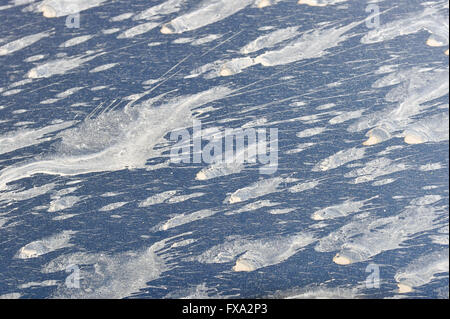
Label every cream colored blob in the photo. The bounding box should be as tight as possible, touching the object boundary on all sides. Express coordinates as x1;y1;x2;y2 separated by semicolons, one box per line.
27;69;39;79
257;0;272;8
404;134;424;144
311;212;325;221
196;171;207;180
298;0;326;7
363;135;381;146
17;247;39;259
426;37;445;47
160;24;174;34
229;194;242;204
41;5;57;18
397;283;413;294
233;259;255;272
219;67;234;77
333;254;352;265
